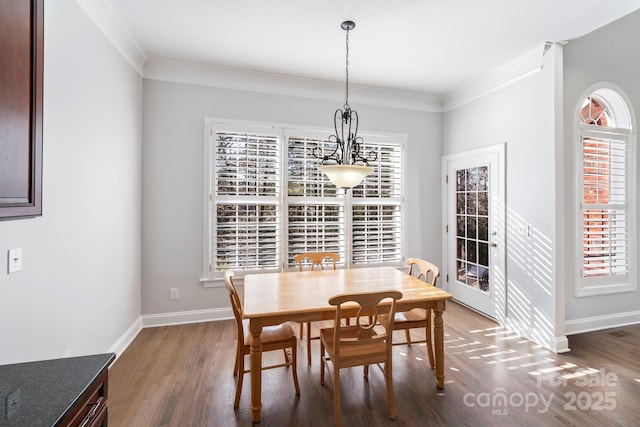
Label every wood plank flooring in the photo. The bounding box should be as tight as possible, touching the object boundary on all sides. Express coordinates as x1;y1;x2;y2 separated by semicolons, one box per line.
108;301;640;426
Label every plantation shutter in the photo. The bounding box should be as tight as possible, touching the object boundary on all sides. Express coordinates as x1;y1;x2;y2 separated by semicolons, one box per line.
581;128;629;279
213;129;280;272
286;135;345;267
352;141;403;264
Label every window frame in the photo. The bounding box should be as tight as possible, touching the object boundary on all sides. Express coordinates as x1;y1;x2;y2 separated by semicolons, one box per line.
574;90;637;297
202;118;406;286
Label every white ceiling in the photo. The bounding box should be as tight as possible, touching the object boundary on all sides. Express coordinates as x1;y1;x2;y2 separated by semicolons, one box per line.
106;0;640;97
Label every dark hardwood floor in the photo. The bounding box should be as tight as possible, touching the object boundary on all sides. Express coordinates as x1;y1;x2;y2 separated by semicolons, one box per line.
108;301;639;426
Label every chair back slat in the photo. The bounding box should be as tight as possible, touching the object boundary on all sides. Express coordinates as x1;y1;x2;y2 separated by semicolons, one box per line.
294;252;339;271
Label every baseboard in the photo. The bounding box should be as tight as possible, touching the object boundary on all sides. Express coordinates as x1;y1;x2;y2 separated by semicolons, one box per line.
141;307;233;328
108;316;143;362
565;310;640;335
551;336;570;353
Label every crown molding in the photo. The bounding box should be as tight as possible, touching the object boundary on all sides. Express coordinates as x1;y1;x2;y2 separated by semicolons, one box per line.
75;0;147;75
143;57;443;113
75;0;550;114
442;44;547;112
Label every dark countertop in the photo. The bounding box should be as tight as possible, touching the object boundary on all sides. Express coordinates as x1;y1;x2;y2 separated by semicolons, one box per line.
0;353;115;427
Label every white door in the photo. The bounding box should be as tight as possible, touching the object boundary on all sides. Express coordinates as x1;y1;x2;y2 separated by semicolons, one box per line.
442;144;506;321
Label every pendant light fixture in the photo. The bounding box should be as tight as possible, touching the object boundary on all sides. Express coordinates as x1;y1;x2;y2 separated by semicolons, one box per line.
313;20;376;188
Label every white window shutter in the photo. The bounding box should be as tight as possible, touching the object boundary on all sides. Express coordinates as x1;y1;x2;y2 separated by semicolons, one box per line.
580;132;629;279
213;130;280;272
352;141;403;265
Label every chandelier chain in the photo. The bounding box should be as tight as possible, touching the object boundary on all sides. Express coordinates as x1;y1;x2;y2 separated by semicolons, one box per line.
345;28;350;109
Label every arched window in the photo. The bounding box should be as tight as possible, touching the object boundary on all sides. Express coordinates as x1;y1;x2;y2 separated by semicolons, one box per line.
575;87;636;296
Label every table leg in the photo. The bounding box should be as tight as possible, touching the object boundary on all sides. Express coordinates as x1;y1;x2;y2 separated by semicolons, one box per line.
433;301;445;389
250;321;263;422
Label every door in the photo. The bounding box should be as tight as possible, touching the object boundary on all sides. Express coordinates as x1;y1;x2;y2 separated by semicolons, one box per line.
442;144;506;321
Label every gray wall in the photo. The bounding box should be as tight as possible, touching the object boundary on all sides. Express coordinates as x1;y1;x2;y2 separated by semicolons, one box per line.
443;45;562;350
0;0;143;364
141;79;441;316
561;10;640;328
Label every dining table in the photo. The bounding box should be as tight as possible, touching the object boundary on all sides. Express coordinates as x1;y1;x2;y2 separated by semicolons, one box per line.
242;265;453;422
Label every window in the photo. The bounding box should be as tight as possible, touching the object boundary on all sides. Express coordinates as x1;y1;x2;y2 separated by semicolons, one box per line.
212;125;280;272
203;120;405;283
575;88;636;296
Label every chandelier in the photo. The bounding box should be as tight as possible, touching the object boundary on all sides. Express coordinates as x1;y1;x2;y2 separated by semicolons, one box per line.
313;20;376;188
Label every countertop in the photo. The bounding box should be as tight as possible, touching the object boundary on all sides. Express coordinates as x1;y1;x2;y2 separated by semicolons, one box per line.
0;353;115;426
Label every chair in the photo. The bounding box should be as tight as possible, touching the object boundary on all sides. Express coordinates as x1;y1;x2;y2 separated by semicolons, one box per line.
319;290;403;426
293;251;339;365
293;251;339;272
224;271;300;408
379;257;440;368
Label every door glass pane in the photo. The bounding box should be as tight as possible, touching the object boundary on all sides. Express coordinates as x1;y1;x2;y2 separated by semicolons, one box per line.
457;193;466;215
466;192;477;215
478;192;488;215
456;215;465;237
478;216;488;241
456;169;466;191
466;216;476;239
455;166;490;292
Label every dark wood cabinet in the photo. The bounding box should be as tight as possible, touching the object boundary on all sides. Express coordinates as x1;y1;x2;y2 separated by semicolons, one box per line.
0;0;44;220
59;369;109;427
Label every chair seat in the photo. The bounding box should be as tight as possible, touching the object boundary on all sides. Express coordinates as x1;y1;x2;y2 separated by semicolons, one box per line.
242;319;295;345
379;308;428;325
320;326;387;364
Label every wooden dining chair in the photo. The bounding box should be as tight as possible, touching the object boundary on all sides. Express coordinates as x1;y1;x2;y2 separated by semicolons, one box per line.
319;290;403;427
379;257;440;368
293;251;339;365
294;251;339;272
224;271;300;408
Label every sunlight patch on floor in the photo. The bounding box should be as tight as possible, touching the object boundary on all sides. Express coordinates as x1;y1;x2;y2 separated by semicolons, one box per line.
529;362;578;376
486;353;534;364
560;367;599;380
469;326;501;333
480;349;516;358
483;329;514;337
447;339;482;350
513;358;556;369
499;334;523;341
462;344;497;354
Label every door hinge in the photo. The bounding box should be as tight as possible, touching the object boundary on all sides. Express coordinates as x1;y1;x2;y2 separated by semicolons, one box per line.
446;274;449;282
445;175;448;184
445;224;448;233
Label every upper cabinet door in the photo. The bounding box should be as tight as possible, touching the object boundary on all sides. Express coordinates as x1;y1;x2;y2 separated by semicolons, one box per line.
0;0;44;220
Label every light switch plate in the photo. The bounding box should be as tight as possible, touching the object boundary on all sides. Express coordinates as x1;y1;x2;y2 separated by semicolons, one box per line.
8;248;22;274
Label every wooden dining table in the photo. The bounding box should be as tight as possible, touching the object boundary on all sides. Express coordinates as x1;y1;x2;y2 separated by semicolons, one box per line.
242;266;453;422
